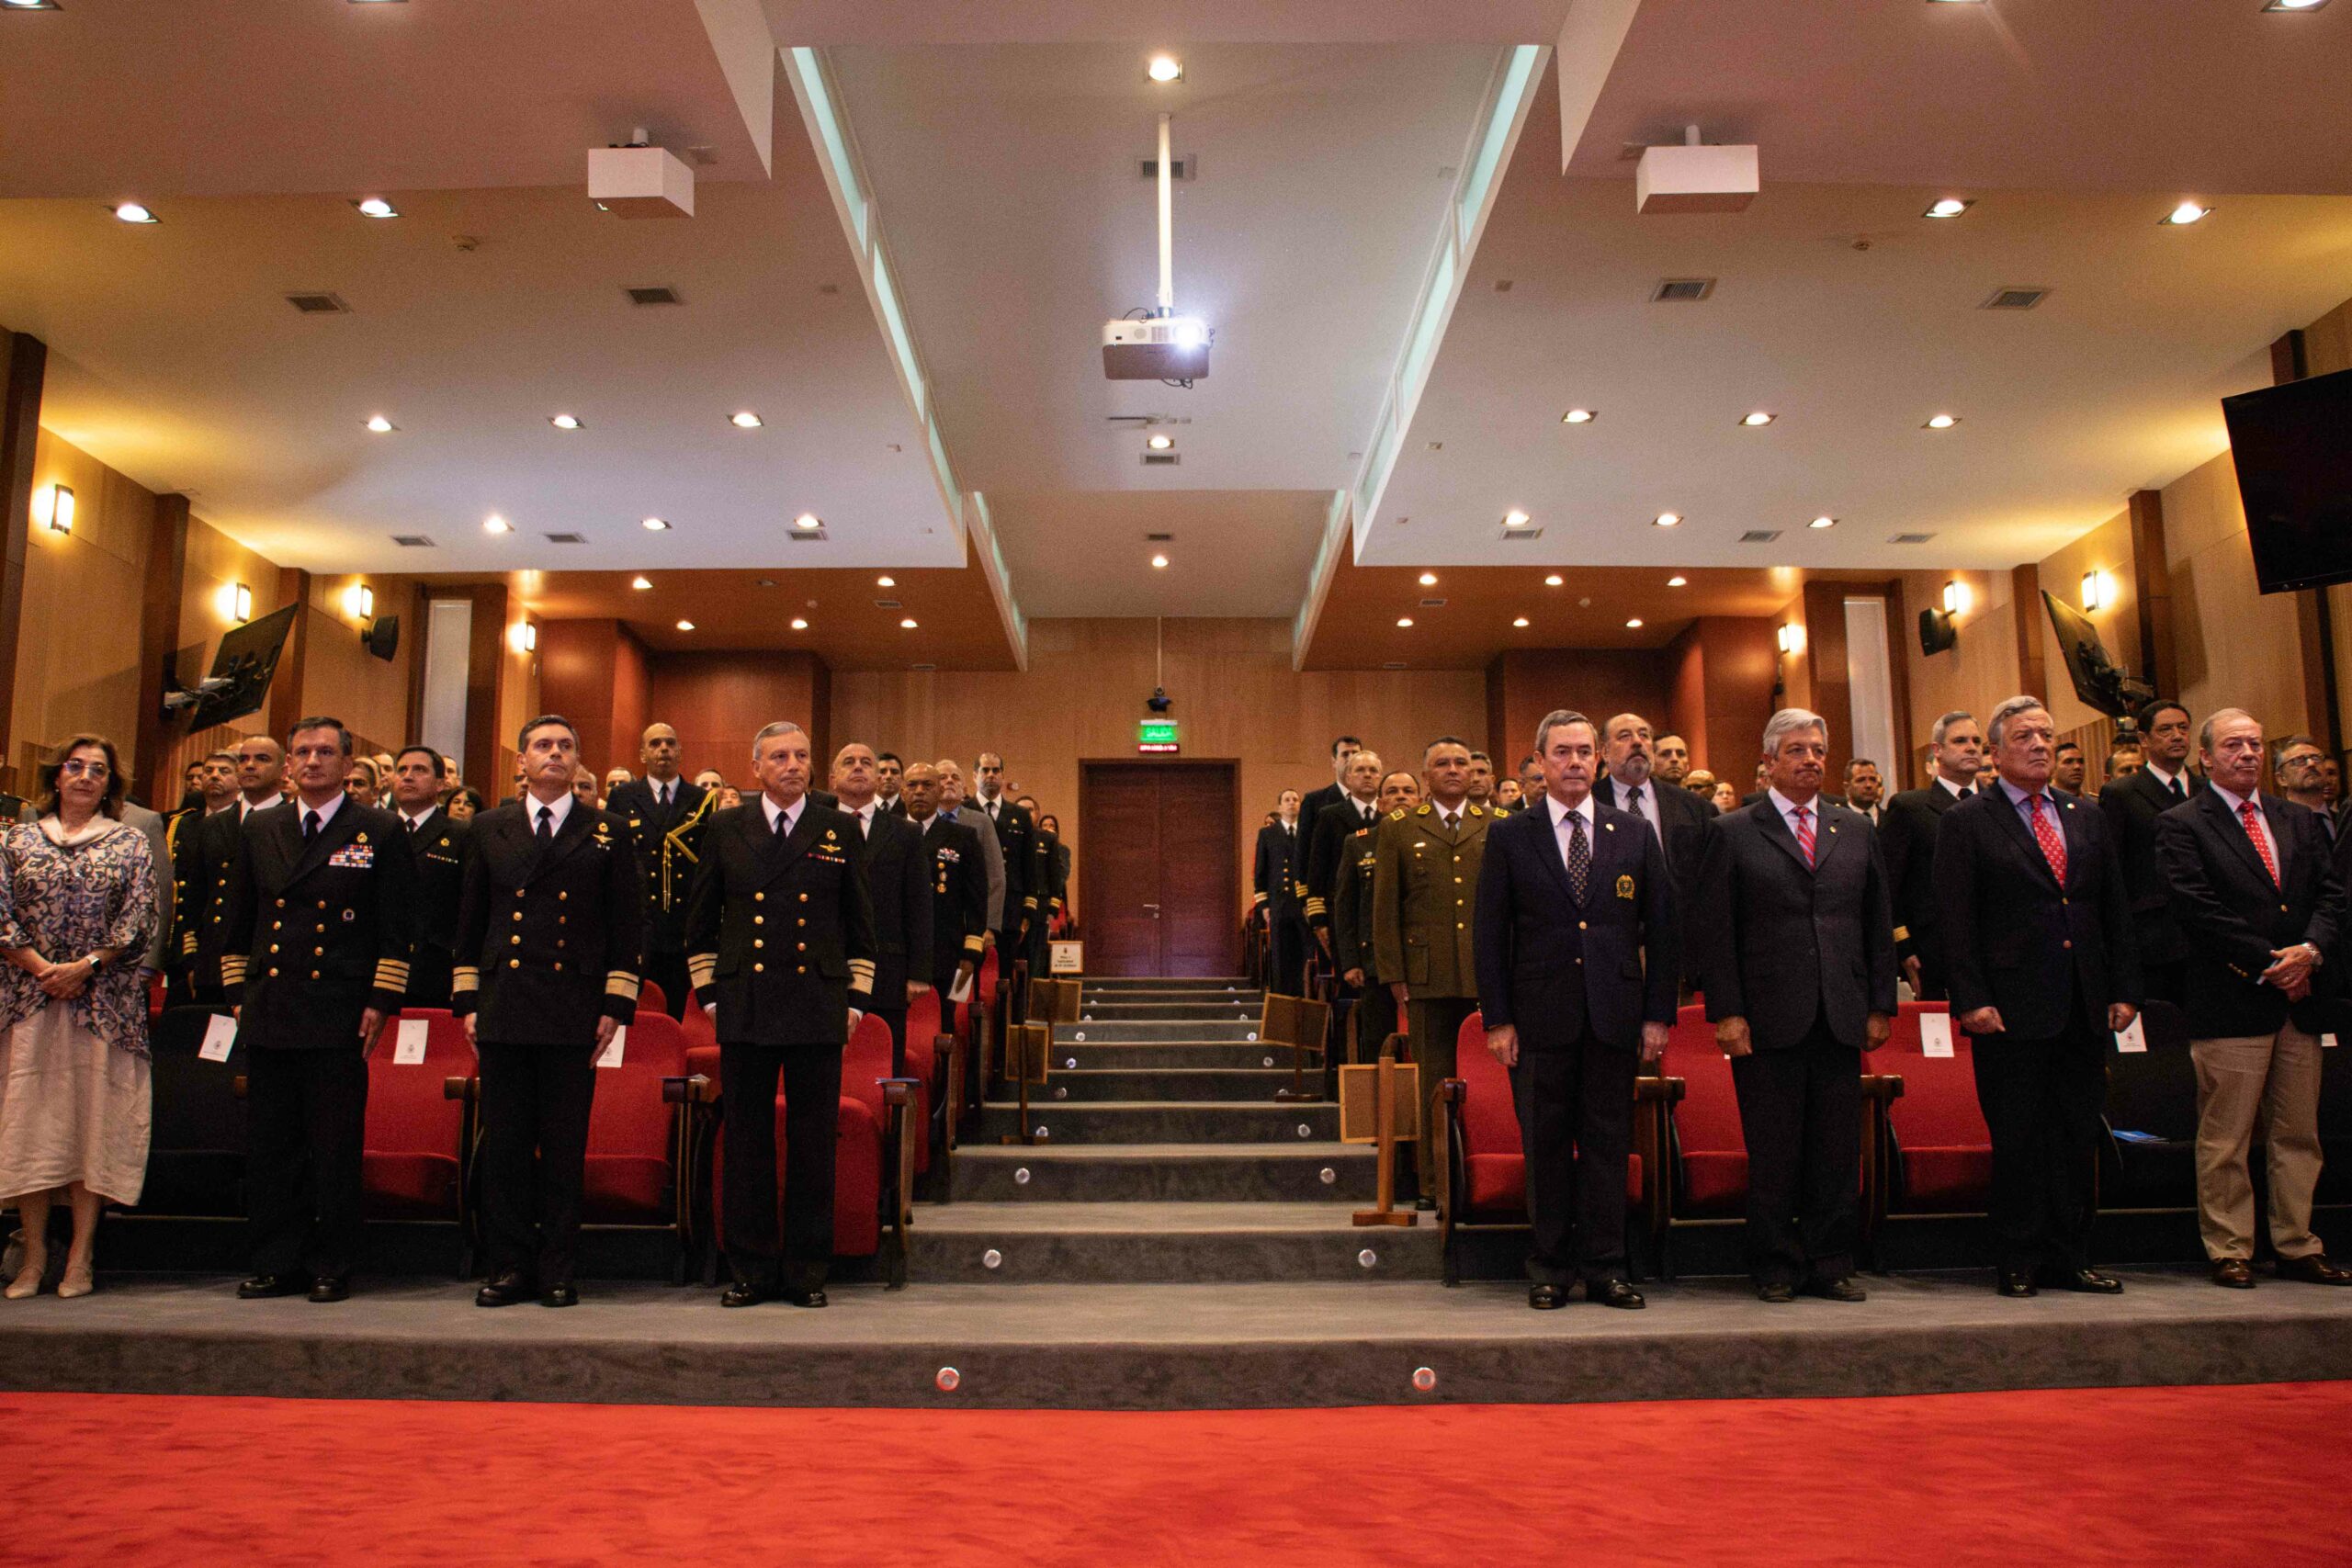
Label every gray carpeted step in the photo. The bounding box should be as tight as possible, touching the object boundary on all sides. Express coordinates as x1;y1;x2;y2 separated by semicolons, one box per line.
978;1100;1340;1145
908;1202;1440;1283
1027;1066;1299;1102
1075;1000;1269;1021
951;1143;1377;1201
1048;1041;1311;1071
1054;1020;1264;1043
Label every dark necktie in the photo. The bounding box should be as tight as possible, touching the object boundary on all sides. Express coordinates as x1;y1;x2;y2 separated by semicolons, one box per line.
404;817;417;837
2168;777;2187;805
1442;811;1458;833
303;810;321;844
774;808;787;839
537;806;554;843
1566;811;1590;903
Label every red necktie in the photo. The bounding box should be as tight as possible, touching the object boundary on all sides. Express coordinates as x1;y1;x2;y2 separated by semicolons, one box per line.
2028;794;2067;883
1792;805;1815;866
2240;799;2279;887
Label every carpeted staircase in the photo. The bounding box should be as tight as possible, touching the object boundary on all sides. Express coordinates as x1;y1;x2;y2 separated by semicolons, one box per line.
916;976;1441;1283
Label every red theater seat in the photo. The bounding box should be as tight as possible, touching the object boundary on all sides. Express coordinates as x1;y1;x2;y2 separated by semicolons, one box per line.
707;1094;885;1265
363;1011;475;1266
1871;1001;1990;1214
1660;1004;1748;1220
581;1010;698;1279
637;979;668;1017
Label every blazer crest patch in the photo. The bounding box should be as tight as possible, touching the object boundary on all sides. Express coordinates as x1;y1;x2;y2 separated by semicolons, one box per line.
1615;874;1635;900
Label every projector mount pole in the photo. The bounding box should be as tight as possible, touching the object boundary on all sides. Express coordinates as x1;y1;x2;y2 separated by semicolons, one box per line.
1157;112;1174;317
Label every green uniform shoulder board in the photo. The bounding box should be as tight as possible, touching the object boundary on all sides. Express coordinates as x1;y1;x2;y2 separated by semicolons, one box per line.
1467;805;1484;817
1414;805;1430;816
1389;808;1408;821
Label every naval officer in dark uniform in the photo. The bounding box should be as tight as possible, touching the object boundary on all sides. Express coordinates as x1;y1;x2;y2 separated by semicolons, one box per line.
453;716;645;1308
605;723;710;1018
222;717;415;1303
387;745;469;1010
685;721;876;1308
831;742;932;1077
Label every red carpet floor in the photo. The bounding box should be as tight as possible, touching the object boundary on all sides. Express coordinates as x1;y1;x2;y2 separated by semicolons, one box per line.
7;1382;2350;1566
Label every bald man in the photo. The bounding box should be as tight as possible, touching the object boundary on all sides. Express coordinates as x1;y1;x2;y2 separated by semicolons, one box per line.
605;723;712;1018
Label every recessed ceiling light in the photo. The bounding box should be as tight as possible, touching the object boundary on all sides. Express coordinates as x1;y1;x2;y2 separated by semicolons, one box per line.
641;516;670;531
1924;197;1973;219
1809;515;1838;529
790;617;809;630
876;575;895;587
550;413;582;431
1151;554;1170;570
1418;571;1438;587
1668;575;1688;587
112;202;157;224
899;617;919;629
629;576;652;591
483;513;511;535
3;2;65;10
1396;616;1414;628
675;620;695;632
1147;54;1183;83
1653;513;1682;528
353;197;399;219
365;415;396;434
2161;201;2212;225
1503;510;1530;528
1625;618;1645;629
793;513;822;531
1561;408;1597;424
1512;617;1531;628
1739;412;1776;427
2266;0;2329;9
1147;434;1174;450
730;411;763;429
1544;573;1565;587
1924;413;1959;430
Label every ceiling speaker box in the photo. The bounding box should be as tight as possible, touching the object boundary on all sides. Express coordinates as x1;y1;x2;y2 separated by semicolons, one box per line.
588;146;695;219
1634;142;1758;214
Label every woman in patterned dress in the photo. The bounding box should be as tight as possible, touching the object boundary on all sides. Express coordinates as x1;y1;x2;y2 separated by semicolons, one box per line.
0;735;158;1300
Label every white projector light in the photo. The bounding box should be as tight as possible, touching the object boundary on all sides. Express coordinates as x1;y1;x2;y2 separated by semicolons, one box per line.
1102;316;1212;381
587;144;695;220
1634;142;1759;215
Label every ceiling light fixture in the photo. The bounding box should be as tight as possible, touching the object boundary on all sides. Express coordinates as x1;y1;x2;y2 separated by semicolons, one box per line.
793;513;822;531
675;620;695;632
1739;412;1777;427
3;2;65;10
1418;571;1438;587
1809;515;1838;529
790;617;809;630
1667;575;1688;587
1512;617;1531;628
112;201;156;224
1147;434;1174;450
483;514;512;535
1924;197;1973;219
1396;617;1414;628
2161;201;2212;225
1625;618;1645;629
365;414;396;433
1544;574;1565;587
1561;408;1597;424
730;411;763;428
900;617;919;629
630;576;652;591
1503;510;1530;528
1147;54;1183;83
876;575;896;587
1151;554;1170;570
353;197;399;219
2266;0;2330;9
1924;413;1959;430
641;516;671;531
1653;512;1682;527
550;414;582;431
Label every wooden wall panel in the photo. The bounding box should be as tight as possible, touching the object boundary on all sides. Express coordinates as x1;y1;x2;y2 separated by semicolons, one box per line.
1689;617;1781;784
1898;569;2017;778
2165;447;2308;739
1485;648;1674;773
1800;581;1853;780
831;618;1487;920
2035;510;2139;733
1665;626;1708;771
299;571;420;761
644;649;830;787
11;426;153;784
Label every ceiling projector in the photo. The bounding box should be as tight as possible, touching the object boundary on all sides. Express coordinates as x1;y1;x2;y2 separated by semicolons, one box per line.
1102;315;1211;381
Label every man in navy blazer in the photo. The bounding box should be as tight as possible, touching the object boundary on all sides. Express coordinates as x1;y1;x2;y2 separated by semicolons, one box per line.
1933;695;2141;1297
2153;708;2351;1289
1474;709;1678;1310
1693;709;1897;1302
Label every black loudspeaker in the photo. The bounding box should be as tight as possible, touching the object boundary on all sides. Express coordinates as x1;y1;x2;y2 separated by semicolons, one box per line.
1917;607;1958;658
364;615;401;662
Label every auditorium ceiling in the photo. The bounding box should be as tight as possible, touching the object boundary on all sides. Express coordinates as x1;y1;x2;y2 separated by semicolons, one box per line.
2;1;2349;669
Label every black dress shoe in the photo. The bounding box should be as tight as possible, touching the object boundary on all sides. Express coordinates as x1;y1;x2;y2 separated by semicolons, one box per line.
2276;1254;2352;1286
720;1281;765;1308
1757;1281;1795;1303
1591;1279;1645;1310
1529;1282;1567;1310
1414;1196;1436;1213
540;1283;579;1308
475;1272;534;1309
2046;1268;2123;1294
308;1276;350;1303
780;1287;829;1309
236;1274;305;1300
1802;1275;1869;1303
2211;1258;2256;1289
1996;1269;2038;1298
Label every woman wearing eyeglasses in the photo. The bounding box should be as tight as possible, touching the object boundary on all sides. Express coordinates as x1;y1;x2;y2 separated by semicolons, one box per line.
0;735;159;1300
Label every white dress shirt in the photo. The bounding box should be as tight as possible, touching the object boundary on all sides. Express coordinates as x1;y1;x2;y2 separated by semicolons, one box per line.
2208;782;2278;869
1766;786;1821;850
761;793;804;838
1545;792;1596;877
1613;775;1663;843
847;800;877;839
523;789;573;836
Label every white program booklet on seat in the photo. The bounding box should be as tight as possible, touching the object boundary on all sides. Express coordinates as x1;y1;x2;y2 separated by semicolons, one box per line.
199;1013;237;1062
392;1017;429;1065
596;1025;628;1068
1919;1012;1955;1058
2114;1016;2147;1054
949;968;975;1005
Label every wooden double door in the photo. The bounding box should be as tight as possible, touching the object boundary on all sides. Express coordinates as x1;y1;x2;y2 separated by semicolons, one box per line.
1078;761;1238;976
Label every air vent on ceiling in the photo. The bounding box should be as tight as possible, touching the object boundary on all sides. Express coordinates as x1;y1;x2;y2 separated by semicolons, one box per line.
786;527;828;542
1651;277;1715;303
1141;453;1181;467
874;599;902;610
910;662;937;672
1145;532;1174;542
545;532;587;544
285;292;350;314
1739;529;1782;543
1419;597;1448;608
1498;526;1544;542
625;285;684;307
1889;531;1937;545
1138;156;1196;181
1983;286;2050;310
390;534;435;548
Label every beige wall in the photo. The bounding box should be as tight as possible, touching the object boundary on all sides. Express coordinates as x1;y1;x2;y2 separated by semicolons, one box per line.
2035;510;2139;736
831;617;1486;919
1898;568;2016;782
12;427;153;780
2165;447;2309;738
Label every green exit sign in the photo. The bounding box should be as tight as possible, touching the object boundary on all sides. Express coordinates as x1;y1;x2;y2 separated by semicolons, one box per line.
1137;719;1180;752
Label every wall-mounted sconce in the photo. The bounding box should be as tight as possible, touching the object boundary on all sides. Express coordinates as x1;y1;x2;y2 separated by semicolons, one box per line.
31;483;74;535
345;582;375;621
1776;623;1797;655
1941;579;1969;616
511;620;537;654
218;582;254;624
2081;570;2109;612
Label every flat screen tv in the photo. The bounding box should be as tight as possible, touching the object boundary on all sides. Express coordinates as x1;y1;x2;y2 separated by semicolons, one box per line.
2222;366;2352;594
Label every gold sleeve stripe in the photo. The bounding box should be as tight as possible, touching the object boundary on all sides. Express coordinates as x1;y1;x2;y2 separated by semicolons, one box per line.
605;971;641;999
221;956;247;984
688;954;718;990
962;933;987;953
182;931;198;956
1304;897;1328;917
1250;891;1269;907
847;958;876;978
1892;925;1911;942
373;960;409;993
452;966;481;993
1023;895;1038;909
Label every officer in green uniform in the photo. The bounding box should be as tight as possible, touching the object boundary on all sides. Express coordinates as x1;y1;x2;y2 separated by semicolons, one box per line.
1373;737;1489;1209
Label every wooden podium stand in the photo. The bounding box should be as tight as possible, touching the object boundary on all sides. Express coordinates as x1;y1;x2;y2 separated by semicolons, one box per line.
1001;977;1080;1147
1261;992;1330;1103
1339;1034;1418;1226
